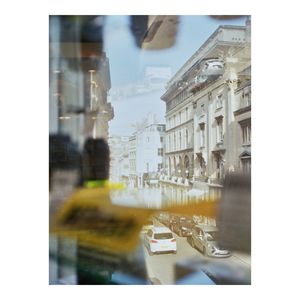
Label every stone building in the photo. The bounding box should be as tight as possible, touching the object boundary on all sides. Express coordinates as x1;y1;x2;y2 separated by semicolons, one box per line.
135;115;166;188
128;134;137;188
108;135;130;183
161;87;194;182
161;19;251;192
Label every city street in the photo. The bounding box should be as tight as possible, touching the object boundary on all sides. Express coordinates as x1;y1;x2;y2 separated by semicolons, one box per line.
48;15;252;286
142;218;251;284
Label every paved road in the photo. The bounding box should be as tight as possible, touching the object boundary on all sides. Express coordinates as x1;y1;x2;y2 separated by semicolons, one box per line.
142;219;251;284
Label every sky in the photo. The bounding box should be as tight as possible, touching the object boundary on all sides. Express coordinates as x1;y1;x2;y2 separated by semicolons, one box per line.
103;15;248;136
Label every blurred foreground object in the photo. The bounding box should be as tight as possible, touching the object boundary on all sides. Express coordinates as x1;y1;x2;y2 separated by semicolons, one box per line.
82;138;110;184
49;134;82;225
175;257;250;285
51;186;217;253
209;15;246;20
50;138;218;253
51;167;251;255
49;134;82;284
217;172;251;253
130;15;179;49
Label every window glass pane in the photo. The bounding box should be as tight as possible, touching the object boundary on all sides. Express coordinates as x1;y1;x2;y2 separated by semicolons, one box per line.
49;14;251;285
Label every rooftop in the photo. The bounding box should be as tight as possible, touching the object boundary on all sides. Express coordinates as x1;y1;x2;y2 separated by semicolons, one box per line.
152;226;173;233
165;25;247;89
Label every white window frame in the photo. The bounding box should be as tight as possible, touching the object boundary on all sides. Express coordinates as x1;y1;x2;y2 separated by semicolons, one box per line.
216;94;223;110
216;118;223;144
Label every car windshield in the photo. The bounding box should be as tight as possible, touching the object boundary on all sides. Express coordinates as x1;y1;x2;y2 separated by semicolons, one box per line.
154;233;173;240
206;231;218;241
181;218;192;224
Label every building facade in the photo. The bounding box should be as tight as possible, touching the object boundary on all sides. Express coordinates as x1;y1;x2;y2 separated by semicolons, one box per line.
128;134;137;188
161;89;194;182
108;135;130;183
135;120;166;188
161;20;251;191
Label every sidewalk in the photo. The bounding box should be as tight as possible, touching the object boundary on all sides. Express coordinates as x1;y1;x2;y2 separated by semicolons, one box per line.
232;251;251;267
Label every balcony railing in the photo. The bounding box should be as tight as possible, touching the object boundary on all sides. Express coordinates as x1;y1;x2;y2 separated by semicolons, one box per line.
208;178;224;186
193;175;208;183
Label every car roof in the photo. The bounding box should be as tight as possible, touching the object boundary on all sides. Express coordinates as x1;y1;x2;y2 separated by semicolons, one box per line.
194;225;218;232
152;226;172;233
171;214;190;218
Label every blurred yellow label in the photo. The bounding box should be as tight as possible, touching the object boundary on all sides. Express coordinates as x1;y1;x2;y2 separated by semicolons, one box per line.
50;187;217;253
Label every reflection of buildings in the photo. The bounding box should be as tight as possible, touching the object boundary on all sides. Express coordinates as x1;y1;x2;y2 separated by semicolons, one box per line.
128;135;137;188
108;66;171;101
49;16;114;148
135;120;166;188
144;66;172;90
161;19;251;191
108;136;130;183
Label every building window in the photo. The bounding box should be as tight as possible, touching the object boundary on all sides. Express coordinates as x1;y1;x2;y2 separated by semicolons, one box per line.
244;92;251;107
199;123;205;147
200;104;205;115
157;125;164;132
216;117;223;144
241;123;251;144
158;163;163;170
216;94;223;109
185;129;188;147
169;135;171;152
185;107;188;121
174;133;176;151
158;148;163;156
179;111;182;124
241;156;251;174
179;132;182;149
160;136;163;143
173;115;176;127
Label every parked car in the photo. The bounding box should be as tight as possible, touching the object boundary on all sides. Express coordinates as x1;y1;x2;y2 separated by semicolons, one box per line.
169;215;195;237
188;225;231;258
155;212;171;227
144;227;177;255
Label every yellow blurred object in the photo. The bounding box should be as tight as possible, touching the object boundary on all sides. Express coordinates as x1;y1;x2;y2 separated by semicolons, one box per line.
50;186;218;253
104;181;126;190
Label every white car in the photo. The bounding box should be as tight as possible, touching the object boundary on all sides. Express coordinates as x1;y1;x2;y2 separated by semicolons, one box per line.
144;227;177;255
